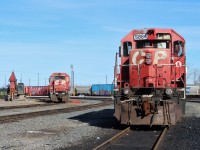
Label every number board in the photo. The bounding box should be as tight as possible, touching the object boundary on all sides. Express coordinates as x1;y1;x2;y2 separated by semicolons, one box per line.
134;34;148;40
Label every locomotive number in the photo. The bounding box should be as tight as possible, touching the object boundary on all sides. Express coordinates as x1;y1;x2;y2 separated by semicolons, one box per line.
132;50;167;65
134;34;148;40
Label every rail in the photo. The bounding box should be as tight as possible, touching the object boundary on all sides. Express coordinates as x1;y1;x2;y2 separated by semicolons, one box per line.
0;101;112;124
93;126;168;150
70;96;114;100
92;127;130;150
25;95;114;100
152;126;169;150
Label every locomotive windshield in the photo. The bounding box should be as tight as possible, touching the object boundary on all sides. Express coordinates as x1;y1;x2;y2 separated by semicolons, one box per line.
54;76;65;80
136;40;170;49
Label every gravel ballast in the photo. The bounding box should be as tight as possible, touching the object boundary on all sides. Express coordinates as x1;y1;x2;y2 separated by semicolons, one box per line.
0;104;117;150
0;101;200;149
159;102;200;150
0;99;101;117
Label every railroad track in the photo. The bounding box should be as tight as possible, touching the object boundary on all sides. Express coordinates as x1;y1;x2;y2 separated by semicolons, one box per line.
186;99;200;103
0;101;112;124
0;97;113;111
93;126;168;150
0;102;59;111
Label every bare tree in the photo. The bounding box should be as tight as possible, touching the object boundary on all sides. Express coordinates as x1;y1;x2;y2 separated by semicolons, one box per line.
186;64;193;80
186;64;200;84
193;68;200;84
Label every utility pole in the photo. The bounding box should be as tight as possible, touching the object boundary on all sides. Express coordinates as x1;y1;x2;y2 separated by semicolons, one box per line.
29;78;31;86
45;78;46;86
5;75;6;88
20;74;22;83
70;65;74;95
106;75;107;84
38;73;40;86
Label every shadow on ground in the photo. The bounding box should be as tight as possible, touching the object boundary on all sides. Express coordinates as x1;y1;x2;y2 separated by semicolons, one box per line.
68;109;126;129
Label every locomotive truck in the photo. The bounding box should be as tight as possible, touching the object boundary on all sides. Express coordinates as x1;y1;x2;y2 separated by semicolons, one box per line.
114;28;186;126
49;72;70;102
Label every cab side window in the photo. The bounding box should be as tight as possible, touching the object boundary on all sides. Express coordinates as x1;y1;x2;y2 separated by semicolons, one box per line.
174;41;184;57
123;41;132;56
49;77;54;82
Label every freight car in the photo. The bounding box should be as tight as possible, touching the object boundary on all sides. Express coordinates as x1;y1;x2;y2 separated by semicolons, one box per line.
75;86;91;96
74;84;114;96
91;84;114;96
25;86;49;96
114;28;186;126
186;84;200;97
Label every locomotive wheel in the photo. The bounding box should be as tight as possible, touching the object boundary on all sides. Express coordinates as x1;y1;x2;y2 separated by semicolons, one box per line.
63;94;70;103
50;94;57;102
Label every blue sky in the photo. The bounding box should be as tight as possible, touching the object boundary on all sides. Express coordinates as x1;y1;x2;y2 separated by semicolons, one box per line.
0;0;199;87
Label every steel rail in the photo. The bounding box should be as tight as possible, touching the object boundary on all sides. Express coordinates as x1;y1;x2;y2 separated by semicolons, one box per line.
0;101;112;124
92;127;130;150
186;100;200;103
0;96;113;111
0;103;59;111
70;96;113;100
152;126;168;150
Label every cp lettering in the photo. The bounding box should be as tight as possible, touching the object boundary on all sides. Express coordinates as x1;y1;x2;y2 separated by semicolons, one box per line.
132;51;145;65
153;51;167;64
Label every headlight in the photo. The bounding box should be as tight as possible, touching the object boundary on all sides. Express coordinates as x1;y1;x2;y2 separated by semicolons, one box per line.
146;53;151;59
123;89;129;95
146;59;151;65
165;89;173;98
165;89;173;95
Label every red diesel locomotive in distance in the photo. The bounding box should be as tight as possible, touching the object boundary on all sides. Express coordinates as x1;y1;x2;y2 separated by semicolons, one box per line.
25;72;70;102
49;72;70;102
114;28;186;126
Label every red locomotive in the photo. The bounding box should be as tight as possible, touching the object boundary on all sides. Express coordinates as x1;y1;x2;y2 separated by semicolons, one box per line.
19;72;70;103
114;28;186;126
49;72;70;102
